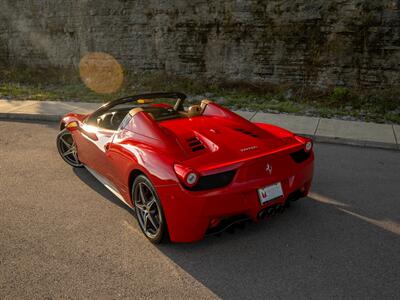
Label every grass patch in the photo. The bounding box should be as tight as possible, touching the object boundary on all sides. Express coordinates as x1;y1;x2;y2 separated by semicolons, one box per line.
0;66;399;124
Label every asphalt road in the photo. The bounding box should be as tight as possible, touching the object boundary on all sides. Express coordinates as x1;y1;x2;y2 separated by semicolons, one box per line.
0;120;399;300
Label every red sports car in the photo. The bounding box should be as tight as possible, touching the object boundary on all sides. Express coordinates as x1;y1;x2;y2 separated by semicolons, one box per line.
57;93;314;243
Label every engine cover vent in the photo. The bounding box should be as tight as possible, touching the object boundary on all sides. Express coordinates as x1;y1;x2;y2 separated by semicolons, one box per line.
186;136;206;152
235;128;259;138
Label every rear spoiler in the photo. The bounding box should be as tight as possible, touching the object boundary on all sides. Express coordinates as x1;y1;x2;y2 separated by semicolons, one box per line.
197;142;304;175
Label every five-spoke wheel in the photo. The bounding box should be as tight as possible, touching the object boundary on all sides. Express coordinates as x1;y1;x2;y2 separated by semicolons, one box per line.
56;129;83;167
133;175;167;243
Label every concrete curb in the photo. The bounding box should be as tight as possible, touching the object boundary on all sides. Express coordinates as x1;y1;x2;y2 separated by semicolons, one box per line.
0;112;62;122
313;135;399;151
0;108;398;152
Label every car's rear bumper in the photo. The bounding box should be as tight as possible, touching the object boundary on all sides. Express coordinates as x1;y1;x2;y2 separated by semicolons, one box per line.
156;153;314;243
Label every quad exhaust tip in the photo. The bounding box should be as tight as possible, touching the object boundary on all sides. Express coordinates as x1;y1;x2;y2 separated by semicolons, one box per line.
257;209;267;219
267;207;275;216
208;190;305;236
258;202;290;220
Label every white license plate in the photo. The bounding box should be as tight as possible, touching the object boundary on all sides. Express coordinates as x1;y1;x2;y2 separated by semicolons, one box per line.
258;182;283;204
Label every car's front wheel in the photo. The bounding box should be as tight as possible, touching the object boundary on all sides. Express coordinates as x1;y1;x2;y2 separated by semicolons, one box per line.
56;129;83;168
132;175;168;243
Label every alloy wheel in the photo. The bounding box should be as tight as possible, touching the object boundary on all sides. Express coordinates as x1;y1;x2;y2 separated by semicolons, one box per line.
57;130;82;167
134;182;162;239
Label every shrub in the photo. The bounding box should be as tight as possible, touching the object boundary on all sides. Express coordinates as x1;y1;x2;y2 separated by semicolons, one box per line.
330;87;350;101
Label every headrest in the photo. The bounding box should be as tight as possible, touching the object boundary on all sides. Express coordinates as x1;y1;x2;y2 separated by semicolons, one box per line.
128;107;144;116
187;105;202;117
200;99;212;112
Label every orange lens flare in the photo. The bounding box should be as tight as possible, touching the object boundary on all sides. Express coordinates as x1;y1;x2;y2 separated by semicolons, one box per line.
79;52;124;94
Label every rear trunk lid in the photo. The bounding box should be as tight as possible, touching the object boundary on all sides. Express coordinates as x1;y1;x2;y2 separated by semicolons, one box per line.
160;115;302;173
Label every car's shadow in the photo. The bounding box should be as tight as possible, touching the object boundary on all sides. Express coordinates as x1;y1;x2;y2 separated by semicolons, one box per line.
72;167;136;218
157;144;400;299
71;143;400;299
154;198;400;299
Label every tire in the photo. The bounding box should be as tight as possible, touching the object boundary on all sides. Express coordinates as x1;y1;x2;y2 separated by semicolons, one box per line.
132;175;169;243
56;129;83;168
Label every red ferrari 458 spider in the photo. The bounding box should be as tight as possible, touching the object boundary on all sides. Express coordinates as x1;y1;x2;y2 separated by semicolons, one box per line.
57;92;314;243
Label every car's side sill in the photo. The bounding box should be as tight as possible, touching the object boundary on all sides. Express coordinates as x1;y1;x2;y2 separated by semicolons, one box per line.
84;165;133;210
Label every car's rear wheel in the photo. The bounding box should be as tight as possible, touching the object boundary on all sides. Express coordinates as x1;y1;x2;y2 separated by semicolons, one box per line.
56;129;83;167
133;175;168;243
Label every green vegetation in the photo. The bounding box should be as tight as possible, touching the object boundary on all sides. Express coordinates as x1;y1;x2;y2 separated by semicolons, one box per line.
0;67;399;124
330;87;350;102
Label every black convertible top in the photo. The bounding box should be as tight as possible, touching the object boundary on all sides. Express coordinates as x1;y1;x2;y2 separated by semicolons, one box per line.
93;92;187;117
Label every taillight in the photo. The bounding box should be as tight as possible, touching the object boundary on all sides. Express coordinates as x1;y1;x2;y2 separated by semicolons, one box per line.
304;140;313;152
295;135;313;153
173;164;200;188
186;172;198;185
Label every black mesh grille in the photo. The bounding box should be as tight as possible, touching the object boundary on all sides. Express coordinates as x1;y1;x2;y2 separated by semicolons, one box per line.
186;137;205;152
290;149;311;163
187;170;236;191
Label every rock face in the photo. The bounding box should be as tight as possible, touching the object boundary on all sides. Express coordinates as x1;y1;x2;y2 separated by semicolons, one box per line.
0;0;399;89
